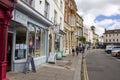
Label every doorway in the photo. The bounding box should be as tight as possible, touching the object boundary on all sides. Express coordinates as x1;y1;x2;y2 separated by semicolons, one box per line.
7;33;13;71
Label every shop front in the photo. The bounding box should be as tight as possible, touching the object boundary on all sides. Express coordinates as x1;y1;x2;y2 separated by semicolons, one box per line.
7;8;52;72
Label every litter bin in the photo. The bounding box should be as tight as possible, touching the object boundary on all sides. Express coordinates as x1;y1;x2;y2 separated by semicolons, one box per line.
56;51;62;60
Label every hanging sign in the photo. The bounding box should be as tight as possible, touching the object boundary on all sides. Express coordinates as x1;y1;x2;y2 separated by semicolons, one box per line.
54;24;60;34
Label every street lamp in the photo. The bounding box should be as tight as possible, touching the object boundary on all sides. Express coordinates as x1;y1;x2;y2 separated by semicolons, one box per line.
0;0;17;80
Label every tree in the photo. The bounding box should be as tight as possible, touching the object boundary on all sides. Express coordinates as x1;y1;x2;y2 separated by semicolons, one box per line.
79;36;86;43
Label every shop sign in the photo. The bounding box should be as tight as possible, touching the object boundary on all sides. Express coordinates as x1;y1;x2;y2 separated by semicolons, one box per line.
15;10;28;26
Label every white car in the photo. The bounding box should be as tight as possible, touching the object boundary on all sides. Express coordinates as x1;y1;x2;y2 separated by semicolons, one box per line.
111;47;120;57
105;45;114;54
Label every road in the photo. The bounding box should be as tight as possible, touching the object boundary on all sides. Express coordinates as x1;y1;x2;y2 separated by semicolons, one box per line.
84;49;120;80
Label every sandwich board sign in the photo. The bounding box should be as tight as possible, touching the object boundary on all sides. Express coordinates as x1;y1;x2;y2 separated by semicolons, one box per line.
48;52;56;64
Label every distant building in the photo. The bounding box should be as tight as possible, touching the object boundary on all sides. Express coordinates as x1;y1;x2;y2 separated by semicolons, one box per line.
75;13;83;47
91;26;99;45
64;0;77;54
88;29;93;44
103;29;120;45
83;26;88;42
98;36;104;45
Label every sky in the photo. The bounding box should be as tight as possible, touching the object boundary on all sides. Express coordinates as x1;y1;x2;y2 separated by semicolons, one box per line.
75;0;120;36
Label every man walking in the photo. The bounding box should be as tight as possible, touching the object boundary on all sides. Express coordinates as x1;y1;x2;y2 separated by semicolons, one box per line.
76;46;79;56
72;47;75;56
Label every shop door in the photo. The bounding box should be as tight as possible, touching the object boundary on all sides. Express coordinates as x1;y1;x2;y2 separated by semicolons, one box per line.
7;33;13;71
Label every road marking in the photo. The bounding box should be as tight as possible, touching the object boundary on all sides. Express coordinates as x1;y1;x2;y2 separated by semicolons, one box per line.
83;59;89;80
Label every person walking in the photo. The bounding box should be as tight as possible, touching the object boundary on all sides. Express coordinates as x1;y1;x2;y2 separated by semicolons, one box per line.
82;45;85;53
76;46;79;56
79;46;82;53
72;47;75;56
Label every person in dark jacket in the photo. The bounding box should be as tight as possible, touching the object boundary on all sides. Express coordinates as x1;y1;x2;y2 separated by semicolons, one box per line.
82;46;85;53
76;46;79;56
79;46;82;53
72;47;75;56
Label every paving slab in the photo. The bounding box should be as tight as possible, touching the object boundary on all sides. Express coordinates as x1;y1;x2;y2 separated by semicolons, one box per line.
7;53;83;80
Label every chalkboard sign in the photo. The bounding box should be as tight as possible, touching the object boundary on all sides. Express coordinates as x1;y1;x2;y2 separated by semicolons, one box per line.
24;55;36;74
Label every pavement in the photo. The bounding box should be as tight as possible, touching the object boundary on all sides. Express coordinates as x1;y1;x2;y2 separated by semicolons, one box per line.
7;53;83;80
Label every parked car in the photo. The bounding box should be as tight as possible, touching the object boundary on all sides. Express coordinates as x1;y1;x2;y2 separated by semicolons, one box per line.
105;45;114;54
111;46;120;57
116;51;120;58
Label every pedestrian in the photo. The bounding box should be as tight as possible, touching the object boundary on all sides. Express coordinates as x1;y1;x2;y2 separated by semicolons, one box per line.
76;46;79;56
72;47;75;56
79;46;82;53
82;46;85;53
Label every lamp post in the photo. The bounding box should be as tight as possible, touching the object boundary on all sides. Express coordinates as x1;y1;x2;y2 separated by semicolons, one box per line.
0;0;17;80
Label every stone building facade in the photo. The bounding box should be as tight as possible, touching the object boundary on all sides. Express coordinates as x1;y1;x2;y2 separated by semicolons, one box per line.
64;0;77;54
103;29;120;45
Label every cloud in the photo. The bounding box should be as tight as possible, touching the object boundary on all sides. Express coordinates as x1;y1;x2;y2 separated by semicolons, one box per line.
94;19;120;36
95;19;114;28
107;20;120;30
95;27;105;36
75;0;120;36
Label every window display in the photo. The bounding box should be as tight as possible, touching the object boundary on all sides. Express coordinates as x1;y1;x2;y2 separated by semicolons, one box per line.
40;29;45;56
28;24;46;57
35;27;41;56
15;26;27;60
54;34;60;51
29;25;35;56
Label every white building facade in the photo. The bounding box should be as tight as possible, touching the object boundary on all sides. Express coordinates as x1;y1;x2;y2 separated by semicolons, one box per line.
88;29;93;44
83;26;89;42
48;0;65;53
7;0;53;72
103;29;120;45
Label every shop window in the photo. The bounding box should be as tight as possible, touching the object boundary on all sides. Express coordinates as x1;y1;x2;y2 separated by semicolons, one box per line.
15;26;27;60
28;24;46;57
35;28;41;56
54;34;60;51
40;29;46;56
29;25;35;57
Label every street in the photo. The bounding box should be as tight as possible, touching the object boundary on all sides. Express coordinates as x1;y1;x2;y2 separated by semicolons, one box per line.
84;49;120;80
